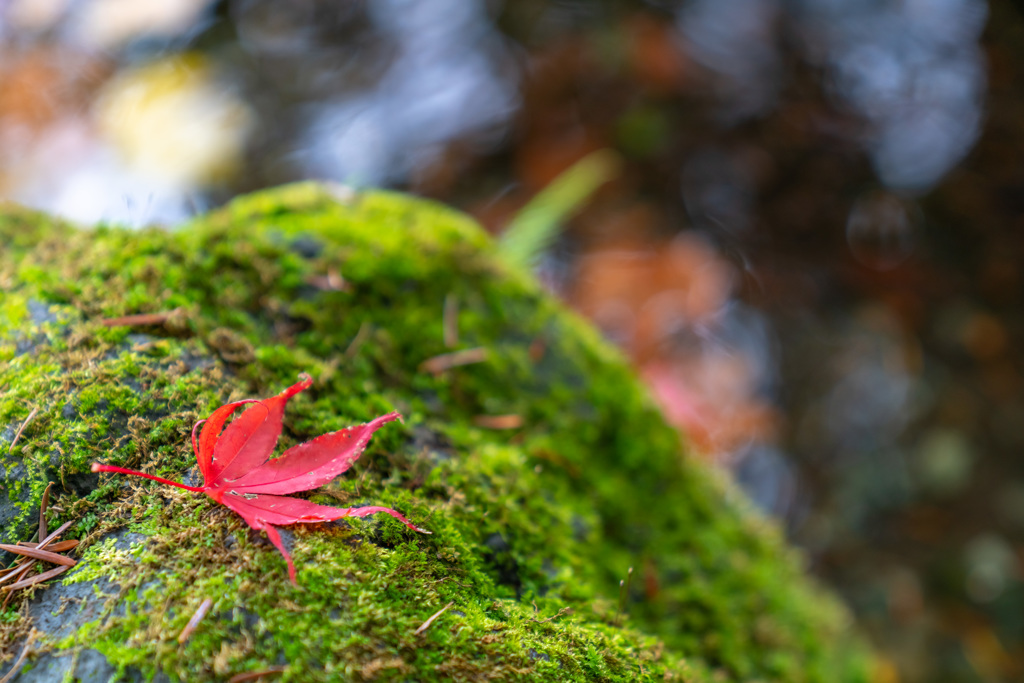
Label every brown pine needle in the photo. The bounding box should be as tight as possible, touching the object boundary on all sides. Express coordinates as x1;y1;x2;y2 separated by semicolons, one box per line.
0;544;76;566
178;597;214;644
38;481;53;543
1;564;70;592
7;406;38;454
0;634;34;683
419;348;487;374
1;520;76;587
226;666;287;683
414;601;454;635
100;308;184;327
16;540;78;552
35;520;73;550
0;561;35;587
472;415;523;430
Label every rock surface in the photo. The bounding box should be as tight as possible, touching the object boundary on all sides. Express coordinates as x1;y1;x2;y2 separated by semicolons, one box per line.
0;184;870;681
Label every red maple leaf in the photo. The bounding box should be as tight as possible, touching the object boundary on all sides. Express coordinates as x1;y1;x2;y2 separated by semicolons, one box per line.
92;375;430;583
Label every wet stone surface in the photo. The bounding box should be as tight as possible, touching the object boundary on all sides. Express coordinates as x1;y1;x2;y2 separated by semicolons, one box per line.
5;530;152;683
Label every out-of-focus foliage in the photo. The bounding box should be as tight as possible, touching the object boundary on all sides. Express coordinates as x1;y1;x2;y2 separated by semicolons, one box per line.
498;149;620;270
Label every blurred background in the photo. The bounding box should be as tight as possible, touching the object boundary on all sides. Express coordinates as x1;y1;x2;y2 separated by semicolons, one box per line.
0;0;1021;680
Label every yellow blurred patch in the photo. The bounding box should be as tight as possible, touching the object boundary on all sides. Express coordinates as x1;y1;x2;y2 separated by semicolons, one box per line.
95;54;254;188
871;657;900;683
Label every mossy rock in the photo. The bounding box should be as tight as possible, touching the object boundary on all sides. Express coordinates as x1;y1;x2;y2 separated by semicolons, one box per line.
0;183;871;682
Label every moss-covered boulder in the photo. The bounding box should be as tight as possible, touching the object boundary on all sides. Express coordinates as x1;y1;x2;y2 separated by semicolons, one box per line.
0;183;870;681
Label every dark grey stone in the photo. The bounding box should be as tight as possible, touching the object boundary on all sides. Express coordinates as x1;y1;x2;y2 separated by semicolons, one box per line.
527;648;551;662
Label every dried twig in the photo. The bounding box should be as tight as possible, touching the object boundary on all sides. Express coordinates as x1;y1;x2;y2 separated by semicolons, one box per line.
419;347;488;374
414;601;454;635
0;633;34;683
226;666;287;683
178;597;213;644
472;415;523;430
443;294;459;348
7;406;38;454
530;606;573;624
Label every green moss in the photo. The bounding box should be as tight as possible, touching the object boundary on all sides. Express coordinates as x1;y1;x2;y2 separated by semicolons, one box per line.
0;183;871;682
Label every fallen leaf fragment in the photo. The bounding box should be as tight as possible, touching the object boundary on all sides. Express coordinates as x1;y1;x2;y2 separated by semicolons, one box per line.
414;601;454;635
93;374;430;584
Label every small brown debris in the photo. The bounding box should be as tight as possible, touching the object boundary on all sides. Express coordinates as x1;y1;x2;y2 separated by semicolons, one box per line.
530;448;581;477
529;338;546;362
443;294;459;348
207;327;256;364
472;415;524;430
306;268;348;292
226;666;287;683
360;656;407;679
419;347;488;374
0;634;34;683
7;406;38;454
414;601;454;635
178;597;214;644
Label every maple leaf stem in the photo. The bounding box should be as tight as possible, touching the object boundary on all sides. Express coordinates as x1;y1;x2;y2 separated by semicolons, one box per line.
91;463;205;492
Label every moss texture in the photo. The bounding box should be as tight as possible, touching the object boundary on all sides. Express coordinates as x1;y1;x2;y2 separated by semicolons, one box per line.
0;183;871;682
